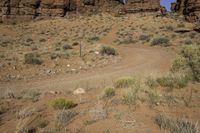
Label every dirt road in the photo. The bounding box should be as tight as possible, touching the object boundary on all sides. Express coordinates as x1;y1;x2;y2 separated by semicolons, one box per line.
0;44;175;93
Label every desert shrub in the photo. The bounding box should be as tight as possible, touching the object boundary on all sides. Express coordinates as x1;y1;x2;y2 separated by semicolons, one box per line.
139;34;151;42
0;102;9;115
89;104;107;120
145;77;159;89
151;37;170;46
115;31;135;44
50;53;60;60
155;114;198;133
24;53;42;65
84;120;97;126
26;38;33;43
37;120;49;128
165;25;174;31
16;107;35;119
148;90;160;105
103;88;115;98
55;111;78;128
122;81;141;106
88;36;100;42
177;23;185;28
50;98;77;110
172;45;200;82
62;44;72;50
22;90;41;101
72;42;79;46
189;32;196;39
114;77;135;88
39;38;46;42
156;74;189;89
100;45;117;56
17;127;36;133
184;39;193;45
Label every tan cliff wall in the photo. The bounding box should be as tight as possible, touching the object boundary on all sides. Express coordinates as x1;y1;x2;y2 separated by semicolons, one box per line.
0;0;160;23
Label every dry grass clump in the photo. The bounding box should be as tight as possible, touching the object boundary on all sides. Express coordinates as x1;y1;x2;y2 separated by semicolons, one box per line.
155;114;199;133
114;77;135;88
50;98;77;110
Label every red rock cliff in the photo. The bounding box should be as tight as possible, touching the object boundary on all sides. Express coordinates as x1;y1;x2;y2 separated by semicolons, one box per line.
171;0;200;22
0;0;160;23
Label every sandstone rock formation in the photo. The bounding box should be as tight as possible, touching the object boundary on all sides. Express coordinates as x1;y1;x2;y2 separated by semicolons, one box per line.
171;0;200;22
0;0;160;23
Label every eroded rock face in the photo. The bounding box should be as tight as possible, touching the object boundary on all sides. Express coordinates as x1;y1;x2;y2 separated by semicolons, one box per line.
0;0;160;23
171;0;200;22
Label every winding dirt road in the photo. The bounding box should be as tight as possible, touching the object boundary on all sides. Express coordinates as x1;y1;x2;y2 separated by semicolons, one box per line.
0;44;175;93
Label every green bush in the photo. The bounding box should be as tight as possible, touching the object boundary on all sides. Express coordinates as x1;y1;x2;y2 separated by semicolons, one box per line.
114;77;135;88
100;45;117;56
104;88;115;98
151;37;170;47
172;45;200;82
156;74;189;89
50;98;77;110
24;53;42;65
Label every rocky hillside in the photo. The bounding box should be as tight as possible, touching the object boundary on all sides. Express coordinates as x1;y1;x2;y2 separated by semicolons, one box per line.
171;0;200;22
0;0;160;23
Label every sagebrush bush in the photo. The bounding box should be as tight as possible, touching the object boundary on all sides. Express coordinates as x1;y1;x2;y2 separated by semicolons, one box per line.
155;114;199;133
24;53;42;65
104;88;115;98
172;45;200;82
156;74;189;89
151;37;170;46
114;77;135;88
50;98;77;109
100;45;117;55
